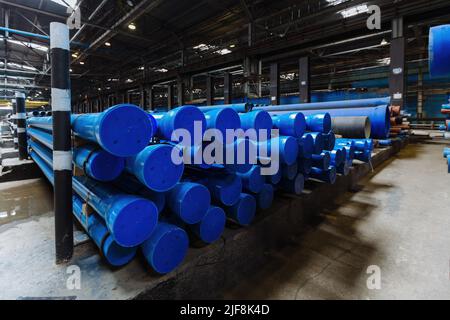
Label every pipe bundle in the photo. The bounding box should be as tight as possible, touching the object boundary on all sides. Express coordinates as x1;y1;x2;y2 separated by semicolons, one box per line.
27;100;384;274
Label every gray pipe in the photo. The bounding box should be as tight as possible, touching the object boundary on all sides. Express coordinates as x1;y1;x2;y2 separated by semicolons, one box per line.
331;117;371;139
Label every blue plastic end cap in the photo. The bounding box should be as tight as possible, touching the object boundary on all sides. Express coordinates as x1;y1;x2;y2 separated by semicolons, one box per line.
312;133;325;154
107;196;159;248
326;132;336;150
177;183;210;224
206;108;241;135
254;110;273;133
196;206;226;244
228;193;256;226
142;144;184;192
102;236;138;267
97;104;154;157
172;106;207;141
269;168;282;185
292;113;307;138
142;223;189;274
279;136;299;165
216;175;242;206
299;134;314;158
258;184;274;210
88;150;125;182
283;163;298;180
323;113;332;133
243;165;264;193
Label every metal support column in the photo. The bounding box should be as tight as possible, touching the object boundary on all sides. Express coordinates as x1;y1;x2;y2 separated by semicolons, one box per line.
50;22;73;264
206;75;214;105
140;85;147;109
168;84;174;110
12;98;18;149
299;56;311;103
389;17;406;109
16;92;27;159
148;86;155;111
270;62;280;105
177;78;185;106
224;72;232;105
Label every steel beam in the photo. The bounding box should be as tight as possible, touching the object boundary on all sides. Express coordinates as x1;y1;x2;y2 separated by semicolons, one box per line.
270;62;280;105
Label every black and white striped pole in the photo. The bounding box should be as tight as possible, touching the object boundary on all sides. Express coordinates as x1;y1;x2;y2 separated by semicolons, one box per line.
12;98;18;149
50;22;73;263
15;92;27;160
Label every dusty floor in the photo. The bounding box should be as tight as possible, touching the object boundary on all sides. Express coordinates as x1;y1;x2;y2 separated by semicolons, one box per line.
225;140;450;299
0;140;449;299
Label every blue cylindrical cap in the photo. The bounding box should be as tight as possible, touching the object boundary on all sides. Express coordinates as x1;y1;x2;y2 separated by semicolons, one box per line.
257;184;274;210
226;193;256;226
307;132;325;155
167;182;210;224
106;196;159;247
312;152;331;170
240;111;273;139
310;166;337;184
207;174;242;206
102;235;138;267
330;149;344;167
429;25;450;78
127;144;184;192
277;136;299;165
85;149;125;182
268;167;282;185
237;165;264;194
305;113;331;133
282;162;298;180
192;206;226;244
272;113;306;138
141;222;189;274
299;134;314;159
298;157;312;175
204;108;241;136
224;139;254;174
96;104;154;157
324;132;336;151
280;174;304;195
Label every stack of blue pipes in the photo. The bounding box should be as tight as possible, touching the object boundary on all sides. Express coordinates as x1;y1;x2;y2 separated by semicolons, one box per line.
26;99;378;275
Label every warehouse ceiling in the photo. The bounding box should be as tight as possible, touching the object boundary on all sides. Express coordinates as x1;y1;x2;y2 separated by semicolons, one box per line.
1;0;450;101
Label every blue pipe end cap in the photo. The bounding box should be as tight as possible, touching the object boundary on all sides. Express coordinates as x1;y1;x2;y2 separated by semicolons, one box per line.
205;108;241;135
163;106;207;142
107;196;159;248
142;223;189;274
88;150;125;182
170;182;211;224
240;111;273;136
209;174;242;206
283;163;298;180
193;206;226;244
102;236;138;267
97;104;154;157
238;165;264;194
258;184;274;210
279;136;299;165
227;193;256;226
299;134;314;159
268;168;282;185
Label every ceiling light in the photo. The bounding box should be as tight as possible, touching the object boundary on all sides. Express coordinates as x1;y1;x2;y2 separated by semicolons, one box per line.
229;44;236;48
215;48;232;55
339;4;369;18
105;42;111;47
128;23;136;30
155;68;168;73
72;53;78;58
69;69;73;72
138;66;145;70
79;61;85;65
381;39;388;46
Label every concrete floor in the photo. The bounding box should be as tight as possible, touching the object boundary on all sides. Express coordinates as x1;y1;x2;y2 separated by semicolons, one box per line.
226;140;450;300
0;140;449;299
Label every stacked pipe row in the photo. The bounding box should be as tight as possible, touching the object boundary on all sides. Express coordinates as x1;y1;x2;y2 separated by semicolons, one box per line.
389;105;410;138
27;102;377;275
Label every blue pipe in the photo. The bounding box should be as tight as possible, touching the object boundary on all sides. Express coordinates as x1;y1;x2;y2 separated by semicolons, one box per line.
202;173;242;206
73;144;125;182
267;167;282;185
310;166;337;184
125;144;184;192
312;152;331;171
28;104;155;157
256;184;274;210
298;157;312;175
337;138;368;152
271;113;306;138
0;26;50;40
253;97;391;112
300;106;390;139
72;194;137;267
236;165;264;194
355;150;372;163
307;132;325;155
279;173;304;195
203;108;241;136
191;206;226;244
305;114;331;133
27;127;53;149
239;110;273;140
298;134;314;159
323;132;336;151
260;136;299;165
225;193;256;226
29;148;159;248
444;148;450;158
330;149;344;167
337;160;351;176
429;25;450;78
151;105;206;143
141;222;189;274
198;103;251;113
166;182;211;224
282;162;298;180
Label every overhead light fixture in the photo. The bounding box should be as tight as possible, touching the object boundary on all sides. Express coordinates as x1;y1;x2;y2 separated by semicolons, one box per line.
71;53;78;58
79;61;85;65
339;4;369;18
229;44;236;48
69;69;73;72
381;39;388;46
128;23;136;30
105;42;111;47
138;66;145;70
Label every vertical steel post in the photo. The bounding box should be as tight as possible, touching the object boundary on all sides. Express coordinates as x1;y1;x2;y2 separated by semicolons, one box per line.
390;17;406;109
50;22;73;264
270;62;280;105
224;72;232;105
15;92;27;159
299;56;311;103
168;84;174;110
206;75;214;105
177;78;185;106
12;98;18;149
